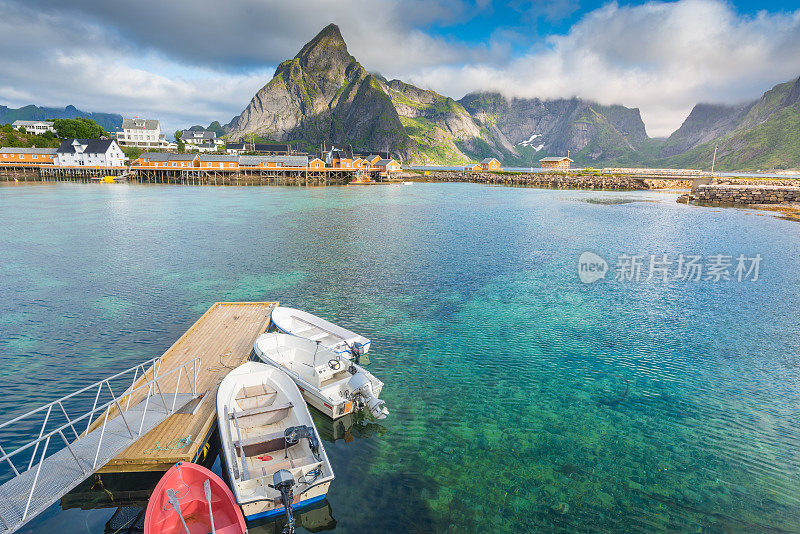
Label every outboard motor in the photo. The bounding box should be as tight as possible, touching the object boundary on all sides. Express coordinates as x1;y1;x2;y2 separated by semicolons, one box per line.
269;469;296;534
348;373;389;419
284;425;321;462
351;342;367;365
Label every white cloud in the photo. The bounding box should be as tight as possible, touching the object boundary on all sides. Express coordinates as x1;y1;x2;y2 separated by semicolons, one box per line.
400;0;800;136
2;0;800;137
0;3;271;132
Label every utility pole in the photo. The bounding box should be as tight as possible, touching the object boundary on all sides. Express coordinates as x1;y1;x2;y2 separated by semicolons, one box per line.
711;145;718;175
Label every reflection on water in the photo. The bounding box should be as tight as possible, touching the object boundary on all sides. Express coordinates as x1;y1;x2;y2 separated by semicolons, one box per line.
103;508;144;534
311;407;387;443
61;472;163;510
248;500;336;534
61;449;338;534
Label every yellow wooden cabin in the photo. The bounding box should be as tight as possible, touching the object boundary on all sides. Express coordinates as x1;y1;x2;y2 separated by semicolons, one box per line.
0;147;58;165
480;158;500;171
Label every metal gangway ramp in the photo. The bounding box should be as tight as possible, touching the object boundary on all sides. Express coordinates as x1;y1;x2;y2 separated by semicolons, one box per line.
0;356;200;533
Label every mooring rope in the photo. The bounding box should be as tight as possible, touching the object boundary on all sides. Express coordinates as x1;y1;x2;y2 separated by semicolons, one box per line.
143;435;195;455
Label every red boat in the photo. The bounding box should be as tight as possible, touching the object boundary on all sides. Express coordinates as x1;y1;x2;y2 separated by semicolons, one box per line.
145;461;248;534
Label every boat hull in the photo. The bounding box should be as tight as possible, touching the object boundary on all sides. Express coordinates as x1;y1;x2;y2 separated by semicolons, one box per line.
270;306;370;359
296;382;383;420
144;462;246;534
253;333;385;420
242;481;331;520
216;362;335;523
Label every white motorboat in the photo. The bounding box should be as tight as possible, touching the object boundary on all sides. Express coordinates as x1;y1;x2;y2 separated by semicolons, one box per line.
270;306;370;360
253;332;389;420
217;362;335;525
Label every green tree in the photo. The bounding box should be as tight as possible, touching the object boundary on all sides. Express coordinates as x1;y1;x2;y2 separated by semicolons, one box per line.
52;117;106;139
122;147;142;161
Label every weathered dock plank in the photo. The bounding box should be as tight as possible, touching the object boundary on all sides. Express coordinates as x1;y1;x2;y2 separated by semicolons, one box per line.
99;301;276;473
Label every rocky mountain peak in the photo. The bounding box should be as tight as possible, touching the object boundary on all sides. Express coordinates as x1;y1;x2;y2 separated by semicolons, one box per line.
225;23;651;165
295;23;351;67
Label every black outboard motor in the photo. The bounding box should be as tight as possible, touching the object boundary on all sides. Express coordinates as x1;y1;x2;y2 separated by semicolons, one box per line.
269;469;296;534
352;342;365;364
284;425;321;462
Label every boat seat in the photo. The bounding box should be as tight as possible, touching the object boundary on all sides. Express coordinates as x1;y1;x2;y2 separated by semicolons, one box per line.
236;384;277;411
230;402;293;428
236;384;277;399
234;430;286;457
307;331;334;341
291;325;315;335
319;372;350;388
229;402;293;420
249;455;321;478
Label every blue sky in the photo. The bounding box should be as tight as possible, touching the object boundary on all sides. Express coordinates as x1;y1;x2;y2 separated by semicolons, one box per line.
429;0;796;47
1;0;800;136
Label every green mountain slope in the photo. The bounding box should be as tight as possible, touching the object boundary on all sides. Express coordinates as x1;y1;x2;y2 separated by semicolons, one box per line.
224;23;800;169
226;24;645;164
227;24;406;155
659;77;800;171
0;104;122;132
459;93;648;166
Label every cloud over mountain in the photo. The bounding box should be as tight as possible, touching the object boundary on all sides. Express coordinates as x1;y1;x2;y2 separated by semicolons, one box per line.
1;0;800;135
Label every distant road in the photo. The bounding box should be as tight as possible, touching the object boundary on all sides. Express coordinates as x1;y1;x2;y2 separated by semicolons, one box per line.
406;165;800;179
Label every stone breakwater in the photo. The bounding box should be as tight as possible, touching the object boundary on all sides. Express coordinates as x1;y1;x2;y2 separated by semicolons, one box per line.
644;179;692;190
715;178;800;187
415;170;649;190
678;184;800;204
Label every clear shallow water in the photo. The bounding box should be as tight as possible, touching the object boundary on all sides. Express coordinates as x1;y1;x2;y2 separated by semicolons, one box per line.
1;182;800;533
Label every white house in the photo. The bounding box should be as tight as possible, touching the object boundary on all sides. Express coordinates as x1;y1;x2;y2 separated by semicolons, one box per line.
12;120;56;135
116;118;171;148
55;139;125;167
181;130;223;150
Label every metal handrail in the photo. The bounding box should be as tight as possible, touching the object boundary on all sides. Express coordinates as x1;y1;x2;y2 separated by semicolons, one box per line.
0;356;199;474
0;356;201;527
0;357;161;432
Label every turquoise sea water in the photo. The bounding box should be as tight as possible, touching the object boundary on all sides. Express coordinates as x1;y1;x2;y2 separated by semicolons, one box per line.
1;182;800;533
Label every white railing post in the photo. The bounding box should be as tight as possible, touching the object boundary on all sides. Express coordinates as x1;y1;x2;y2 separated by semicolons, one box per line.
57;430;86;475
84;382;103;434
171;367;183;412
28;405;52;470
105;381;133;439
125;365;140;410
0;443;19;477
193;358;198;396
92;409;110;470
57;401;79;441
138;383;153;436
154;378;170;413
23;435;50;520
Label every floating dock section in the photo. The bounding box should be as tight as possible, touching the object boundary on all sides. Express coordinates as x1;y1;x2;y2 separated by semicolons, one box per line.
99;301;276;473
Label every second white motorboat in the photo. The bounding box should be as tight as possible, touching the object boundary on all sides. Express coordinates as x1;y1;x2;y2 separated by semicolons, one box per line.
253;332;389;420
270;306;370;360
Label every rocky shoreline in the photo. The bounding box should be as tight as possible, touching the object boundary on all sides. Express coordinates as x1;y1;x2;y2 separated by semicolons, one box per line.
411;170;653;190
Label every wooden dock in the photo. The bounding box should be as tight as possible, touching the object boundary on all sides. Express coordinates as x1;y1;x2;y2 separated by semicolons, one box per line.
99;301;277;473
